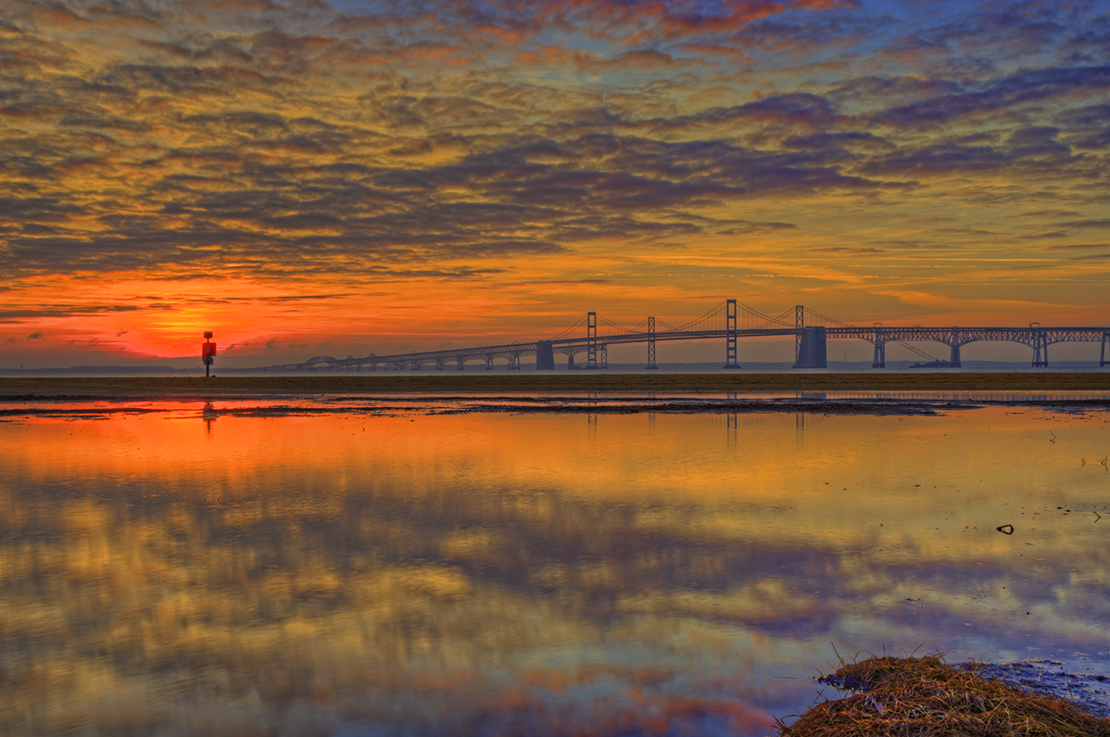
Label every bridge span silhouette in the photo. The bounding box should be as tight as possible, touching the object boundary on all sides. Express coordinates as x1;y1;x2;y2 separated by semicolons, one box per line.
261;301;1110;371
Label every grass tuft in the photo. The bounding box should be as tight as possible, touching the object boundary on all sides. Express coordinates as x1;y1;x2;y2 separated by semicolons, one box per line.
776;655;1110;736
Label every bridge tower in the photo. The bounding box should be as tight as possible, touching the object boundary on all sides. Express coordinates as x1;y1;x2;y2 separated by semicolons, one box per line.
646;316;657;369
1031;326;1049;367
723;299;741;369
794;305;804;364
585;312;599;369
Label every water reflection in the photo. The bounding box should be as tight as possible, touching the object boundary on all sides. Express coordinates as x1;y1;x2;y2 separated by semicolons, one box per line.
1;403;1109;736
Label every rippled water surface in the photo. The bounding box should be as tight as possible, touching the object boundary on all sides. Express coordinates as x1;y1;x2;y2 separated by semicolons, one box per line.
2;396;1109;736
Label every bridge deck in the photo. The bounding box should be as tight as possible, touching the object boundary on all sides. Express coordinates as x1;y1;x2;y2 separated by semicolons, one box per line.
261;325;1110;371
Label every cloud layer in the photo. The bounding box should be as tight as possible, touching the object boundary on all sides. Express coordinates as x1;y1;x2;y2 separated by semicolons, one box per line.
1;0;1109;363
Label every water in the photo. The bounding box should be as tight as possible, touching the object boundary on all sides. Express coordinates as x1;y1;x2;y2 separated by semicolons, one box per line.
2;395;1109;736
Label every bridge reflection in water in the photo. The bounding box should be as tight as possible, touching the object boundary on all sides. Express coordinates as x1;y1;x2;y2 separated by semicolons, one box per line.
261;301;1110;372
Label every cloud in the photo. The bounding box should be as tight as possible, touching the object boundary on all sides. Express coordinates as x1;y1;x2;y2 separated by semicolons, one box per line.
1059;219;1110;229
0;305;145;319
0;0;1107;335
1044;243;1108;251
654;93;841;133
862;141;1010;174
574;49;694;73
871;65;1110;128
1055;102;1110;149
829;75;962;108
808;246;884;254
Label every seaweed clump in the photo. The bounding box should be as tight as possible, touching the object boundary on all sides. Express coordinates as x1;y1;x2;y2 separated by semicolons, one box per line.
776;655;1110;736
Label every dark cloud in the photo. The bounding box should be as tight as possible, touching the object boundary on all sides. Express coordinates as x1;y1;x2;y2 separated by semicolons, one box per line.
1006;126;1071;159
1044;243;1108;251
1061;219;1110;229
1055;103;1110;149
654;93;840;132
783;131;894;155
0;197;82;220
0;305;145;319
862;141;1009;174
871;65;1110;128
260;294;356;303
1016;210;1083;218
1062;13;1110;63
58;114;152;133
921;2;1069;59
715;221;796;235
808;246;884;254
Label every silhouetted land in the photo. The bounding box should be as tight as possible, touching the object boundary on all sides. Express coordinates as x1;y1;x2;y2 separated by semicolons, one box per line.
3;373;1110;400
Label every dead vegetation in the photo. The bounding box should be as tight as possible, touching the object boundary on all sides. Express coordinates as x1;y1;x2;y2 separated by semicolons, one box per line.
776;655;1110;737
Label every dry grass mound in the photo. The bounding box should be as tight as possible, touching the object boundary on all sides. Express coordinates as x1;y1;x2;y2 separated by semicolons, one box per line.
776;655;1110;737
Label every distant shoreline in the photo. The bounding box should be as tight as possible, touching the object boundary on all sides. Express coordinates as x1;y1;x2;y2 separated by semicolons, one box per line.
3;372;1110;399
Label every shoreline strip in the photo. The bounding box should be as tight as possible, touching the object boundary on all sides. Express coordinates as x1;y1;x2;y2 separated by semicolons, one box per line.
3;373;1110;399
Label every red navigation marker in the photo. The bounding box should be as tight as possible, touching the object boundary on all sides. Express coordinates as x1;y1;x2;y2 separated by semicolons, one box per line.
202;331;217;377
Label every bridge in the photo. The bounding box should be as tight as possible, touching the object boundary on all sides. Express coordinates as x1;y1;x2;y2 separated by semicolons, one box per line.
260;301;1110;371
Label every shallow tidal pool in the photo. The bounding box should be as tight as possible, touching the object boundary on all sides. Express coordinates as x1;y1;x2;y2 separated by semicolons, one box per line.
2;397;1109;736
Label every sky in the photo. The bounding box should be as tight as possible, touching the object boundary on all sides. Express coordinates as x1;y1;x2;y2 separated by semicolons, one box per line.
1;0;1108;368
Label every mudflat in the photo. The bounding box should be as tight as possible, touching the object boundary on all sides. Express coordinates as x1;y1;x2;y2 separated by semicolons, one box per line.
2;372;1110;399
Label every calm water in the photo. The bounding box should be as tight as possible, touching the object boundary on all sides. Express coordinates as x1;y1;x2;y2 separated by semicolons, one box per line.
2;396;1109;736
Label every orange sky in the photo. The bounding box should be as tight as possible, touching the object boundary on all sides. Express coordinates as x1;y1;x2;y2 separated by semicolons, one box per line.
1;0;1108;368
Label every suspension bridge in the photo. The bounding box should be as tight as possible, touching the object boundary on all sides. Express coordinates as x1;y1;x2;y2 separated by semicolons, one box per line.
259;301;1110;371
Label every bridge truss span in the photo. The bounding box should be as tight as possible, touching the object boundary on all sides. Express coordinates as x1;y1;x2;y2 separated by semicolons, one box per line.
832;326;1110;368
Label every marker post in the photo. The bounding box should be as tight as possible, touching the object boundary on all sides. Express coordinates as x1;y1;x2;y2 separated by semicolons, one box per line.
202;331;217;377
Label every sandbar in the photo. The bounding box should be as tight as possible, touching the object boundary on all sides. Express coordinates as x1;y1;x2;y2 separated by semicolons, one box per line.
2;372;1110;401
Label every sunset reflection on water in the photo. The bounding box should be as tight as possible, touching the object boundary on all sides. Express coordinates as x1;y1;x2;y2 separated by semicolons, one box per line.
2;401;1109;736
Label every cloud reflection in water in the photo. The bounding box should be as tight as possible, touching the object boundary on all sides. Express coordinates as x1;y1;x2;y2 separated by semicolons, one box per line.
1;403;1109;736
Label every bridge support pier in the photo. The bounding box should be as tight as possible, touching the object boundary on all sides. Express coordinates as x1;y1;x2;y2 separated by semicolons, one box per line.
1102;332;1109;367
792;326;827;368
949;344;962;368
872;339;886;369
1032;331;1049;367
536;340;555;370
457;357;465;370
